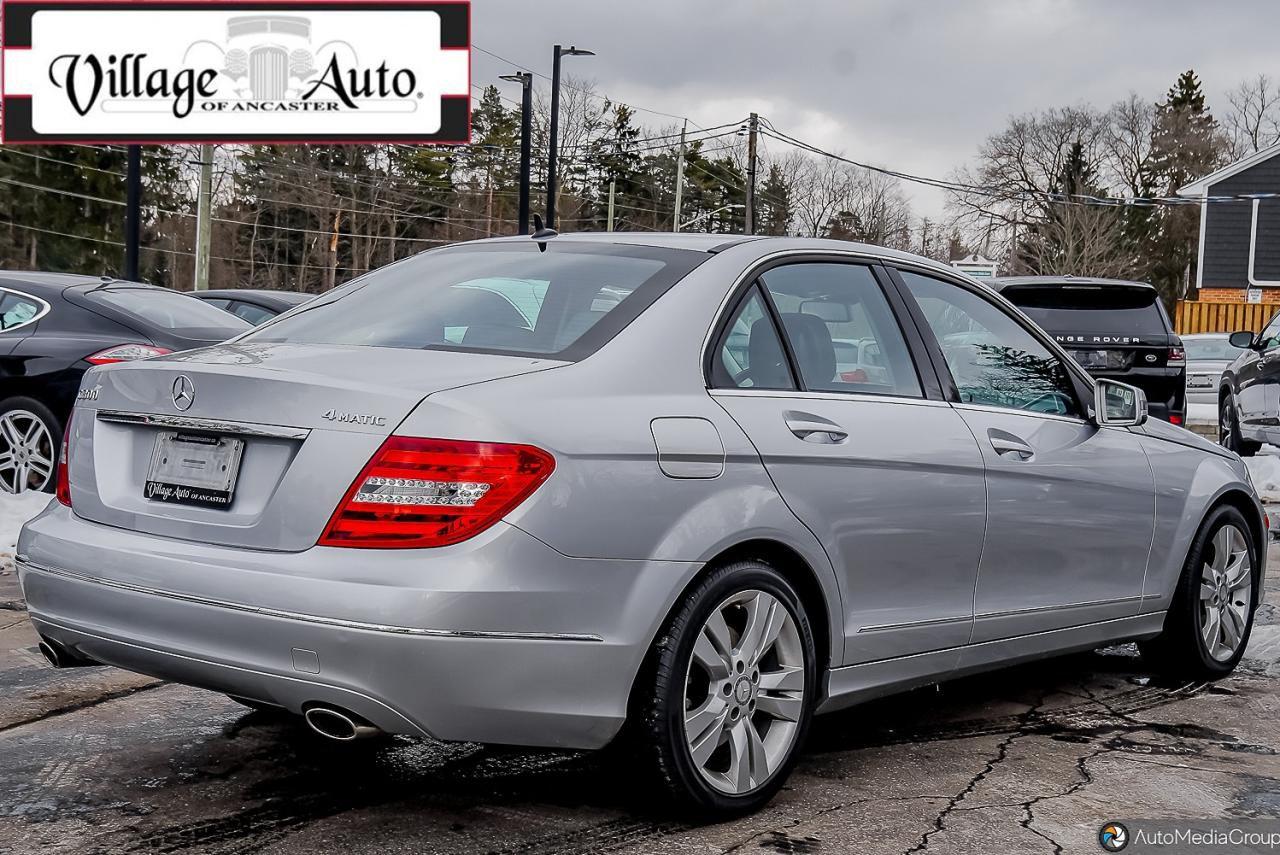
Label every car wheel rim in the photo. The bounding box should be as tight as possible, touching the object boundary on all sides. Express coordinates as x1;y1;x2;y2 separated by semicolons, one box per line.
682;589;805;796
1220;400;1233;448
1199;523;1252;662
0;410;54;494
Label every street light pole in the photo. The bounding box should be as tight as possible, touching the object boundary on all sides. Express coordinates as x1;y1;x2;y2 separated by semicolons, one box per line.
499;72;533;234
546;44;594;230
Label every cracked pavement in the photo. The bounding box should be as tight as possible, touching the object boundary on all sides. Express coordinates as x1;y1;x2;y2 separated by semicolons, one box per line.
1;551;1278;855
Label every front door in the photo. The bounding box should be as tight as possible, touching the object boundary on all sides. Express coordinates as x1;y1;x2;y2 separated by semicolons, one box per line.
893;269;1156;643
708;261;986;665
1235;313;1280;434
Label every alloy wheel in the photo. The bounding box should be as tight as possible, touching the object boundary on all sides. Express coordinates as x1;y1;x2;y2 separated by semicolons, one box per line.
682;589;805;796
1219;399;1231;448
0;410;54;494
1199;523;1253;662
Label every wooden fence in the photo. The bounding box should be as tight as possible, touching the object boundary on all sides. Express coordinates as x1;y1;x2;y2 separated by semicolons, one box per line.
1174;301;1274;335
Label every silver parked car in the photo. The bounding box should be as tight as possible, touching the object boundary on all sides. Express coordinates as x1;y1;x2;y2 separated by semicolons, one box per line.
18;235;1265;814
1183;332;1246;407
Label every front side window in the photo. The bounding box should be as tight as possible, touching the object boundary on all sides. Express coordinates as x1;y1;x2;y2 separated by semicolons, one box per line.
759;263;922;397
1259;315;1280;351
247;243;703;360
899;270;1081;418
712;287;795;390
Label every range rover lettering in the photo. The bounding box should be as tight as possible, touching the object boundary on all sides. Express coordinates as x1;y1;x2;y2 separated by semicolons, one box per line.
19;235;1262;815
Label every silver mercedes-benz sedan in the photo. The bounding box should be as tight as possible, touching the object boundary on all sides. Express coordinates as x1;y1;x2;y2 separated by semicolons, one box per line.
17;234;1265;814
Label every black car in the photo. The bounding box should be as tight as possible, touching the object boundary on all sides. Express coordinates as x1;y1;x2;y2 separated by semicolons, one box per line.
190;288;313;325
0;272;251;493
991;276;1186;425
1220;315;1280;456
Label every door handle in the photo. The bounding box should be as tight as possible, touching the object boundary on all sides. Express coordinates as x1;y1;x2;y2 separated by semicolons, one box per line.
784;411;848;444
988;431;1034;460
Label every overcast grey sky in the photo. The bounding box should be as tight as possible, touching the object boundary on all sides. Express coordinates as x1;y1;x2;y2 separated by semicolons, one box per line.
471;0;1279;220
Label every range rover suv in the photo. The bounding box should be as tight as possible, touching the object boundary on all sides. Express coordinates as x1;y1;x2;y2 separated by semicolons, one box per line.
992;277;1186;425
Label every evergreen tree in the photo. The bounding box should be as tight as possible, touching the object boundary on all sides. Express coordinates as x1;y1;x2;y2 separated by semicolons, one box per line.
757;164;792;236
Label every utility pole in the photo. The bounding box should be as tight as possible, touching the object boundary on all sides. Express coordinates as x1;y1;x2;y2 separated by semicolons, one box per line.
124;145;141;280
606;177;616;232
745;113;759;236
672;119;687;232
500;72;533;234
193;144;213;291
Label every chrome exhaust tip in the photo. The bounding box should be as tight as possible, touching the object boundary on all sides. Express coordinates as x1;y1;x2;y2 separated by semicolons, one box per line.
303;706;382;741
38;638;95;668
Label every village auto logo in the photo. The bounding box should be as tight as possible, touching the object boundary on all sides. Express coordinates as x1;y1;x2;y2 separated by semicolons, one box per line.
0;1;471;143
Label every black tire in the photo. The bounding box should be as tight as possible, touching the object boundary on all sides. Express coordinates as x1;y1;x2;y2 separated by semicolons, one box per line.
1220;392;1260;457
637;560;817;816
0;396;62;494
1140;505;1258;679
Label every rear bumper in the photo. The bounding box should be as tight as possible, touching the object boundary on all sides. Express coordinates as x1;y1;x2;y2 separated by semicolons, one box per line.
17;504;699;749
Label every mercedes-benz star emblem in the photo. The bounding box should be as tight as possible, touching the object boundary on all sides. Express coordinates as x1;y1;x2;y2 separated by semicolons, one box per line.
171;375;195;411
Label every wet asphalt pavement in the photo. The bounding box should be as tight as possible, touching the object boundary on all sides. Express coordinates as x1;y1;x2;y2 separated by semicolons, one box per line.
2;553;1279;855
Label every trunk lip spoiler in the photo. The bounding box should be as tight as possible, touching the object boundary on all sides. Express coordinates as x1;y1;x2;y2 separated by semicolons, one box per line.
95;410;311;441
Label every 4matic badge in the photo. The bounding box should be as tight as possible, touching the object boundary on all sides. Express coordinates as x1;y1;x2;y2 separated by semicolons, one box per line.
322;409;387;427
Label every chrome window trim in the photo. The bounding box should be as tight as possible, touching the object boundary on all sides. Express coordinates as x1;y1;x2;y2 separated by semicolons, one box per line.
96;410;311;440
952;401;1090;426
17;557;604;643
710;388;949;408
0;287;52;335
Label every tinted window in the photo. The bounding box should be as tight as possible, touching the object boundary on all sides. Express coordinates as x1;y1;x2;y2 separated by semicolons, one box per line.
88;288;250;335
759;263;921;397
1183;337;1244;361
0;290;45;331
713;287;795;390
1259;315;1280;351
901;271;1081;418
228;301;276;325
1002;285;1168;336
247;243;702;359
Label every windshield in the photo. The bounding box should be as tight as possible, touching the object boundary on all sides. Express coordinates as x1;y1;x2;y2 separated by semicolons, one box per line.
1004;285;1168;336
1183;337;1244;361
246;242;705;359
88;287;251;335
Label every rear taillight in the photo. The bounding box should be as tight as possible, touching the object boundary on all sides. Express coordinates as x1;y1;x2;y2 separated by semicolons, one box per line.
318;437;555;549
55;411;71;507
1167;346;1186;366
1170;414;1184;426
85;344;172;365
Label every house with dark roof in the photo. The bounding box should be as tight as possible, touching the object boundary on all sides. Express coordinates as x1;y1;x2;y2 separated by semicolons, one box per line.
1178;142;1280;305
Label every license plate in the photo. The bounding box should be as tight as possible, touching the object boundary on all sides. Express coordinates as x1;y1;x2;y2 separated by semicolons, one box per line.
1070;349;1110;368
145;431;244;508
1187;375;1213;388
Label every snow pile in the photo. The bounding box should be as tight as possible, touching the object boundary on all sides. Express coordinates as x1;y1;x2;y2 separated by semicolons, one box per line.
0;491;53;574
1245;452;1280;504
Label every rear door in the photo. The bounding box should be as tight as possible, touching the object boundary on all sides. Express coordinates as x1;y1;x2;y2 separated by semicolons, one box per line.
892;268;1156;642
709;259;987;665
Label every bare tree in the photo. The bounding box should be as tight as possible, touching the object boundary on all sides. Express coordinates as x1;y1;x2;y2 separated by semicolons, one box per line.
1225;73;1280;159
1104;93;1156;195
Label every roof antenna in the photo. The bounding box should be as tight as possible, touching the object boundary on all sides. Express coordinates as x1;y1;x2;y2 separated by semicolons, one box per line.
531;214;558;251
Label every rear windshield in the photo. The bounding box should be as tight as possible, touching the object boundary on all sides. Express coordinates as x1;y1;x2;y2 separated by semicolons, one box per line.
88;287;251;336
1184;337;1245;360
245;242;705;359
1003;285;1168;336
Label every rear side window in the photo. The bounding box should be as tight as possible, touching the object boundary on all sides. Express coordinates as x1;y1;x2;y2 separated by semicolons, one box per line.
758;263;922;397
0;290;46;331
88;288;250;334
1003;285;1168;336
247;242;704;360
228;301;276;326
712;287;795;390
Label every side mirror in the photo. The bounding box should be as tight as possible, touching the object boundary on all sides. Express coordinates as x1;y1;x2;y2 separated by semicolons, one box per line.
1229;330;1257;349
1094;378;1148;427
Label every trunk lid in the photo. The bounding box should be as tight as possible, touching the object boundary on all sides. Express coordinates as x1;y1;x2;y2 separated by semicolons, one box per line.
68;342;564;550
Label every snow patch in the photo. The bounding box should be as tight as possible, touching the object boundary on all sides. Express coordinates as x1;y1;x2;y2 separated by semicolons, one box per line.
0;491;54;574
1246;451;1280;504
1185;402;1217;426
